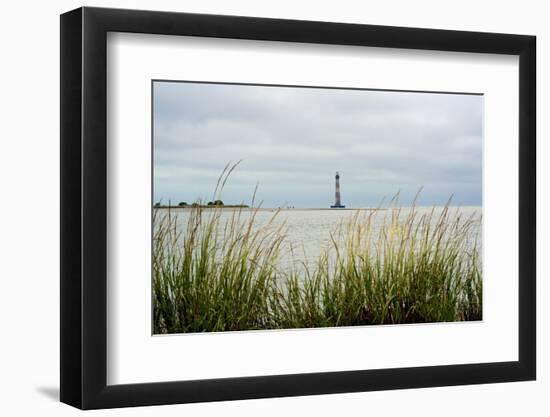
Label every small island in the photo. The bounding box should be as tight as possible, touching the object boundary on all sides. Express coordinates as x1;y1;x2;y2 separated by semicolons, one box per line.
154;200;249;209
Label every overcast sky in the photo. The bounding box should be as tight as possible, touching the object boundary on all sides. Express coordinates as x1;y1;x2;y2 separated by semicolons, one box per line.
153;81;482;207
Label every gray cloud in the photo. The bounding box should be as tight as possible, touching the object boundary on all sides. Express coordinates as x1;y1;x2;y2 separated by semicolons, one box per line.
153;81;482;207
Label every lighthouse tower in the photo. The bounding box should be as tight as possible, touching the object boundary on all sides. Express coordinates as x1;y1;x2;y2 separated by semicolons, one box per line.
330;172;346;208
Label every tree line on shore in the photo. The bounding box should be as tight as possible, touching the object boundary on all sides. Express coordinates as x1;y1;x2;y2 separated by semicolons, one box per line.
154;200;249;208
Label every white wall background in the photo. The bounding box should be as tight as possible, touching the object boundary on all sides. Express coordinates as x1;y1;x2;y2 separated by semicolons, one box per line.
0;0;546;415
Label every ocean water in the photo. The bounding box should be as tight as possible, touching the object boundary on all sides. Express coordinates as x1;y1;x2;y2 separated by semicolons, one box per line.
156;206;482;272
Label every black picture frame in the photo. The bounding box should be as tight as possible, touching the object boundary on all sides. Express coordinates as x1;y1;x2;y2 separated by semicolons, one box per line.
60;6;536;410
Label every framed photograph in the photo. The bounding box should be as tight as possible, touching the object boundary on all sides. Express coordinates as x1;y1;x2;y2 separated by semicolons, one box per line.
60;7;536;409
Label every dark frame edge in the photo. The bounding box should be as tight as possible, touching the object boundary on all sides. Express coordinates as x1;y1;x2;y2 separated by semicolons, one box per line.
86;361;533;410
60;7;83;409
518;34;536;380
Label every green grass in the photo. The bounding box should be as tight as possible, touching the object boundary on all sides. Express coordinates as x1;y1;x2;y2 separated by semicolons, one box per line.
153;173;482;334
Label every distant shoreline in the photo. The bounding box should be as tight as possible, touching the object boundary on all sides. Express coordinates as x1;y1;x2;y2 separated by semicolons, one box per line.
154;206;387;211
154;206;481;211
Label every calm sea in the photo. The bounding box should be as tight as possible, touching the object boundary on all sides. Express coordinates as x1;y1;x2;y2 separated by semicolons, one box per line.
156;207;482;272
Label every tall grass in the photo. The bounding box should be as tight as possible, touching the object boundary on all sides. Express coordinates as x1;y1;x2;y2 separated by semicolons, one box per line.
269;203;482;329
153;177;482;334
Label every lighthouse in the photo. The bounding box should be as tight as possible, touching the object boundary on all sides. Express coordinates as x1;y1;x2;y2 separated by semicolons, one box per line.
330;172;346;208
